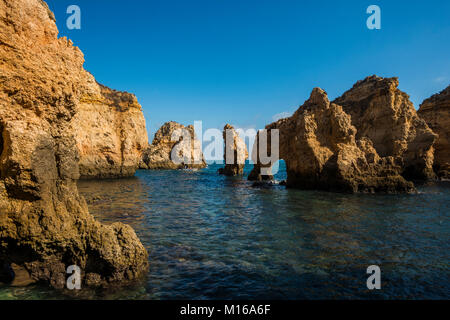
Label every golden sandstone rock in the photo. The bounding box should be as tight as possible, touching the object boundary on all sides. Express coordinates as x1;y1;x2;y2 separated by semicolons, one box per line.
334;76;437;181
218;124;248;176
0;0;147;287
418;85;450;179
140;121;206;170
73;83;148;179
0;0;447;293
249;77;438;193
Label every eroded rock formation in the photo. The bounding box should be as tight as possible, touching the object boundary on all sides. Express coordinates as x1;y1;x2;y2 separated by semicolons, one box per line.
218;124;248;176
249;85;417;193
333;76;437;180
140;121;206;170
418;85;450;179
72;83;148;179
0;0;148;288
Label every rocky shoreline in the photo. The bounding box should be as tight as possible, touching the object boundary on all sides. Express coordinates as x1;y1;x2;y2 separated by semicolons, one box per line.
0;0;449;291
0;0;148;288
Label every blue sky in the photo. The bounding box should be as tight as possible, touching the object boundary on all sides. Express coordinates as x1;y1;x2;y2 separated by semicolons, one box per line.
46;0;450;139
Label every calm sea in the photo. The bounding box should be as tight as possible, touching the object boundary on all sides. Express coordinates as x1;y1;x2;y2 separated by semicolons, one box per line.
1;162;449;299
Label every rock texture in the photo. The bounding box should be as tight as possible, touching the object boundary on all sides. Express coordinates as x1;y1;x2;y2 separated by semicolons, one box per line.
72;83;148;179
218;124;248;176
333;76;437;180
140;121;206;170
249;85;417;193
0;0;148;288
418;85;450;179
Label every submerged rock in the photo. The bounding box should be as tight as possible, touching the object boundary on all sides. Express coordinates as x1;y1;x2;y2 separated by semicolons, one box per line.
418;85;450;179
140;121;206;170
251;180;280;188
0;0;148;288
333;76;437;181
218;124;248;176
72;83;148;179
249;86;415;193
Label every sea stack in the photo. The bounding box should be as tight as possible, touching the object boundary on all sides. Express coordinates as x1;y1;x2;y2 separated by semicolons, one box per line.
0;0;148;287
418;85;450;179
218;124;248;176
249;83;421;193
140;121;206;170
333;76;437;181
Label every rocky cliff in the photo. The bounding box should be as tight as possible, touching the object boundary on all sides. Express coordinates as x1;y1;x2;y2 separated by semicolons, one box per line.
72;83;148;179
333;76;437;180
249;87;414;193
0;0;148;288
418;85;450;179
140;121;206;170
218;124;248;176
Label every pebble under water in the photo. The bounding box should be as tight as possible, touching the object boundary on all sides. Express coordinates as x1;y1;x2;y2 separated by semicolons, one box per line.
0;162;449;299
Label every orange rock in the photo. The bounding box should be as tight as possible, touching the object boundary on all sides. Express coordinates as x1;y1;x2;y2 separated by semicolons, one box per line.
249;86;416;193
219;124;248;176
73;83;148;179
0;0;148;288
334;76;437;180
418;85;450;179
140;121;206;170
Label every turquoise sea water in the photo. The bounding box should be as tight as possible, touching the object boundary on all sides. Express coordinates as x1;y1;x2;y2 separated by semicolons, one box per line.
1;162;449;299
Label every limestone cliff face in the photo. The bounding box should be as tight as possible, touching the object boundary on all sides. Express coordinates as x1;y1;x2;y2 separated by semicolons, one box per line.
218;124;248;176
140;121;206;170
249;87;415;193
0;0;148;287
333;76;437;180
418;86;450;179
72;82;148;179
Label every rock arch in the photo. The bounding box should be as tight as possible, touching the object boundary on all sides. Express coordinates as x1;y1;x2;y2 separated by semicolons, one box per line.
249;86;417;193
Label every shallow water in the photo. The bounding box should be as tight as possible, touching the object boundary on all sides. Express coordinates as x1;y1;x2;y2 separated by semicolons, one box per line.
1;163;449;299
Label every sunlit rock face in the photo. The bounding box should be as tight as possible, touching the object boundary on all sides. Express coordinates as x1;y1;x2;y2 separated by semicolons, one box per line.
333;76;437;181
248;81;425;193
418;85;450;179
140;121;206;170
218;124;248;176
0;0;148;288
72;83;148;179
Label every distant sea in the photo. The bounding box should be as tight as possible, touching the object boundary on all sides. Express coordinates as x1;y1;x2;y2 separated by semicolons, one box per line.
1;162;449;299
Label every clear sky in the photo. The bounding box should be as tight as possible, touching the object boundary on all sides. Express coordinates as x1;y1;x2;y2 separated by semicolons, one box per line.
46;0;450;139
